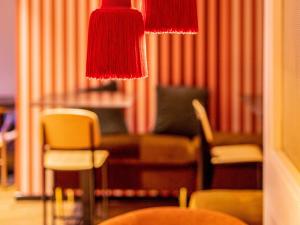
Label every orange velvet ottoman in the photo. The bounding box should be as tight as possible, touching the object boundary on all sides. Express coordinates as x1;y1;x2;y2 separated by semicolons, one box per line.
100;207;248;225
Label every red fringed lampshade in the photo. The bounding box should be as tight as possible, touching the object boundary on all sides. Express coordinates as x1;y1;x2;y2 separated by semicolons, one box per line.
142;0;198;33
86;0;147;79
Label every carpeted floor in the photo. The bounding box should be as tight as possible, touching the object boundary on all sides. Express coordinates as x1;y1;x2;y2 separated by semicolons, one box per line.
0;187;178;225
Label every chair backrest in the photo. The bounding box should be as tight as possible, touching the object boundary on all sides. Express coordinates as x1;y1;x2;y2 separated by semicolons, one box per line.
192;99;214;144
41;108;101;150
192;99;214;189
100;207;247;225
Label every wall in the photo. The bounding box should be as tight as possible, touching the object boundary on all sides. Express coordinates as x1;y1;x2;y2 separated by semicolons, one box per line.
0;0;16;96
16;0;263;195
264;0;300;224
282;0;300;171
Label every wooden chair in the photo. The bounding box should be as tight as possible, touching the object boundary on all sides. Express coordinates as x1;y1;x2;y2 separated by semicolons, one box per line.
192;100;263;189
0;108;17;186
41;108;109;225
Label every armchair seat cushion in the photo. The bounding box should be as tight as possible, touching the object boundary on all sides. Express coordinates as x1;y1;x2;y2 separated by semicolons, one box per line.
211;145;263;164
140;135;198;163
100;134;140;158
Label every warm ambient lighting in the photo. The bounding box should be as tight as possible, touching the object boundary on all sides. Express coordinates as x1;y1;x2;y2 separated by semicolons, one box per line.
142;0;198;34
86;0;147;79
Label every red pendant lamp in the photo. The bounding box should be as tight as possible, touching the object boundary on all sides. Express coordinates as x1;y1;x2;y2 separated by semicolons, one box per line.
86;0;147;79
142;0;198;34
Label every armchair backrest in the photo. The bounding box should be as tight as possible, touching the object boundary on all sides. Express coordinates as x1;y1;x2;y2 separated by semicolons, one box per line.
192;99;214;144
192;99;214;189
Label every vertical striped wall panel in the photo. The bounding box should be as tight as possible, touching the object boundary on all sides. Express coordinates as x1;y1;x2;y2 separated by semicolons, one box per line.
17;0;263;195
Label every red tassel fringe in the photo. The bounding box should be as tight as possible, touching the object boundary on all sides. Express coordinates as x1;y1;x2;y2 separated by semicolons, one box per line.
86;8;147;79
101;0;131;8
143;0;198;34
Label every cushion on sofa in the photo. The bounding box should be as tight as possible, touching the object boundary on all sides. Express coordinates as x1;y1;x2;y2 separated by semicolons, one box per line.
81;81;128;135
88;108;128;135
154;86;208;138
140;135;198;163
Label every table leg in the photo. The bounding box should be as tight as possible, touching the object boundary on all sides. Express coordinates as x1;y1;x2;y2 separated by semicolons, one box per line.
80;170;95;225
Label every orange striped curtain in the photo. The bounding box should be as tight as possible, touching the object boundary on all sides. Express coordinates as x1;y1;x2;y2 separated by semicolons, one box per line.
17;0;263;195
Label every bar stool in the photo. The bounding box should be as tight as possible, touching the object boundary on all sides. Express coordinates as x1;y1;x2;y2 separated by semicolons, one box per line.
41;108;109;225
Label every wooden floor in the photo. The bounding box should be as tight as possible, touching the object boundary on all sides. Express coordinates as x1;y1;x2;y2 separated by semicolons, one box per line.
0;187;178;225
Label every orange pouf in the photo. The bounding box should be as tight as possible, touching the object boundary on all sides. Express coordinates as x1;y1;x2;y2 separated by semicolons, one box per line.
100;207;248;225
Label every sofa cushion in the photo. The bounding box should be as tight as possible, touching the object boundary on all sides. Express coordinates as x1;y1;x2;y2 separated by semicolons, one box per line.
81;82;128;135
100;134;140;158
189;190;263;225
154;86;208;138
140;135;198;163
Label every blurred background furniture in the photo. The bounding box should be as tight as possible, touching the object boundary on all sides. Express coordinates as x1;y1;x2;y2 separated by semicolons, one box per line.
37;84;263;199
53;85;208;196
100;207;248;225
0;104;16;186
41;108;109;225
192;100;263;189
189;190;263;225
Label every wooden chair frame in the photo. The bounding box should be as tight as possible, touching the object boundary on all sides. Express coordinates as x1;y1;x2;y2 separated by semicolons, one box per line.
41;110;108;225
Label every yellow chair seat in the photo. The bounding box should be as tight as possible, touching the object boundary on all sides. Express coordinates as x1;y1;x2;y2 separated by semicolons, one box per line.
44;150;109;171
189;190;263;225
211;145;262;164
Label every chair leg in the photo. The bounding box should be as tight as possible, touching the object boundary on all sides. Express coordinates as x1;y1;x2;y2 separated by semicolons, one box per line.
101;162;108;219
42;168;47;225
0;143;7;186
51;175;56;225
256;163;262;189
90;169;95;224
80;169;94;225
